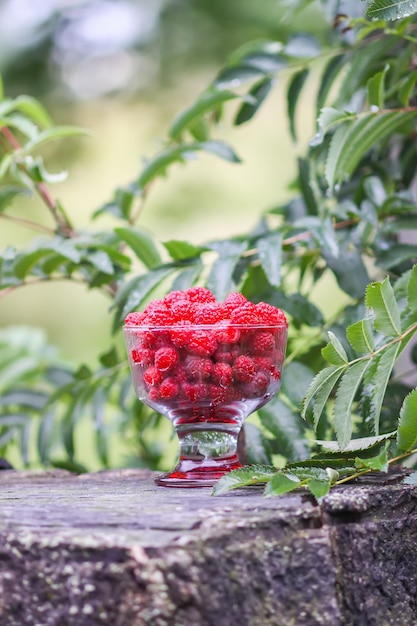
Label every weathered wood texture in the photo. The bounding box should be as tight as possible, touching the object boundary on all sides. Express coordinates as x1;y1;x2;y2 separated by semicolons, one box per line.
0;469;416;626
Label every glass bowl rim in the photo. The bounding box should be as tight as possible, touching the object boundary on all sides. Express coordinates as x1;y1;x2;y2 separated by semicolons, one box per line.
123;322;288;331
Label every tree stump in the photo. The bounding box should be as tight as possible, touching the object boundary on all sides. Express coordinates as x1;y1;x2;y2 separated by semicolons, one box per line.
0;469;415;625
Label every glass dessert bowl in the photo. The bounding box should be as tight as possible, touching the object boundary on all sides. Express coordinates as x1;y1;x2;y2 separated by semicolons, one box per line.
123;289;288;487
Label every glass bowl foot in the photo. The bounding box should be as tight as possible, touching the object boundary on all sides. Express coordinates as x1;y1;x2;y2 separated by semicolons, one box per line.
155;457;242;488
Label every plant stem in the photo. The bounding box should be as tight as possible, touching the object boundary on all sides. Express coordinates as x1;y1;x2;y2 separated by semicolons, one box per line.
0;275;116;301
335;447;417;486
0;212;55;235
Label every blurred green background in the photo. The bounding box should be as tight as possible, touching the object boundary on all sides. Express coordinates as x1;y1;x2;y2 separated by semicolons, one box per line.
0;0;327;468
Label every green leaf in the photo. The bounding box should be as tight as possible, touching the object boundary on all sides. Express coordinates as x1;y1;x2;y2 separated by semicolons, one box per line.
302;365;345;429
307;479;331;499
355;444;389;472
407;264;417;312
215;65;266;90
367;64;389;109
287;68;309;142
310;107;354;147
212;465;276;495
316;55;346;118
0;185;31;212
281;361;314;408
244;423;272;465
169;90;238;140
321;331;349;365
397;389;417;452
365;277;401;337
12;95;52;128
284;34;320;58
366;0;417;20
115;227;161;268
171;264;202;291
316;432;395;453
362;343;400;435
23;126;88;151
87;250;114;275
257;233;282;287
333;360;371;449
198;140;241;163
206;240;247;301
234;77;273;126
163;240;204;261
399;70;417;106
323;241;370;299
346;318;375;354
259;397;310;462
264;471;300;497
325;111;417;190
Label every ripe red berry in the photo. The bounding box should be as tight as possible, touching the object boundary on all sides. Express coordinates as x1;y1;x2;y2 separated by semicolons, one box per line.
159;378;179;400
154;347;179;372
214;322;241;344
143;366;163;387
250;331;276;355
188;330;217;356
184;356;213;381
181;382;208;402
194;303;227;325
224;292;248;312
209;384;227;405
124;312;146;326
131;348;154;367
241;371;270;398
212;362;233;387
255;302;287;326
170;300;198;323
163;290;191;306
233;355;256;383
230;302;260;325
186;287;217;303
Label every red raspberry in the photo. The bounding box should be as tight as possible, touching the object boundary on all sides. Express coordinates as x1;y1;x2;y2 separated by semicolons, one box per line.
212;362;233;387
145;305;173;326
230;302;260;325
181;382;208;402
271;367;282;381
170;300;198;323
214;345;240;364
241;371;270;398
233;355;256;383
170;321;192;348
253;356;275;374
224;292;248;312
159;378;179;400
188;330;217;356
143;366;163;387
163;290;190;306
250;331;276;355
194;303;227;325
224;386;242;402
214;322;241;344
209;384;227;405
154;347;179;372
131;348;154;367
148;387;161;402
124;312;146;326
255;302;287;326
186;287;216;303
184;356;213;381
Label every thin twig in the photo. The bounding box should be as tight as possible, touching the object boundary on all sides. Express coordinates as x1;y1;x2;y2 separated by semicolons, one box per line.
0;212;55;235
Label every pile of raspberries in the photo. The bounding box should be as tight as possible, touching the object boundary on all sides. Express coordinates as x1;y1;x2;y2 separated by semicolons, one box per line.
124;287;287;406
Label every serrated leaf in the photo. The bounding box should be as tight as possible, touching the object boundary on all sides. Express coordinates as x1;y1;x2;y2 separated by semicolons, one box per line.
115;227;161;268
0;389;47;409
355;444;389;472
315;432;395;453
307;479;331;499
284;34;320;58
234;77;273;125
333;360;372;449
322;331;349;365
264;471;300;497
169;90;238;139
212;465;276;495
259;397;310;462
287;68;309;142
365;277;401;337
244;423;272;465
23;126;88;151
13;95;52;128
407;264;417;312
316;55;346;118
323;241;370;299
87;250;114;275
301;365;345;426
362;343;400;435
215;65;266;90
326;111;417;190
199;140;241;163
310;107;353;147
171;264;202;291
346;318;375;354
366;0;417;20
399;70;417;106
397;389;417;452
367;64;389;109
257;233;282;287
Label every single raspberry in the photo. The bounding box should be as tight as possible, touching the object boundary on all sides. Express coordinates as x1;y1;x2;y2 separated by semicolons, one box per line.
224;292;248;312
212;362;233;387
255;302;287;326
253;356;275;374
170;321;192;348
188;330;217;356
271;367;282;381
194;303;227;325
170;300;198;323
145;304;173;326
214;345;240;364
233;355;256;383
230;302;260;325
124;312;146;326
184;355;213;381
250;331;276;355
181;382;208;402
224;386;242;402
163;290;190;306
186;287;216;303
214;322;241;344
159;378;179;400
209;384;227;405
148;387;161;402
143;366;163;387
241;371;270;398
131;348;154;367
154;346;179;372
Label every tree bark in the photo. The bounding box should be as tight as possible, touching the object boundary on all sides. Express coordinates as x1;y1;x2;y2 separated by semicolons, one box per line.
0;469;415;625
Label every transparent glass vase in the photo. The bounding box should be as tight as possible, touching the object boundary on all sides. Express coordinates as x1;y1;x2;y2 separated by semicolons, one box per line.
124;322;287;487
